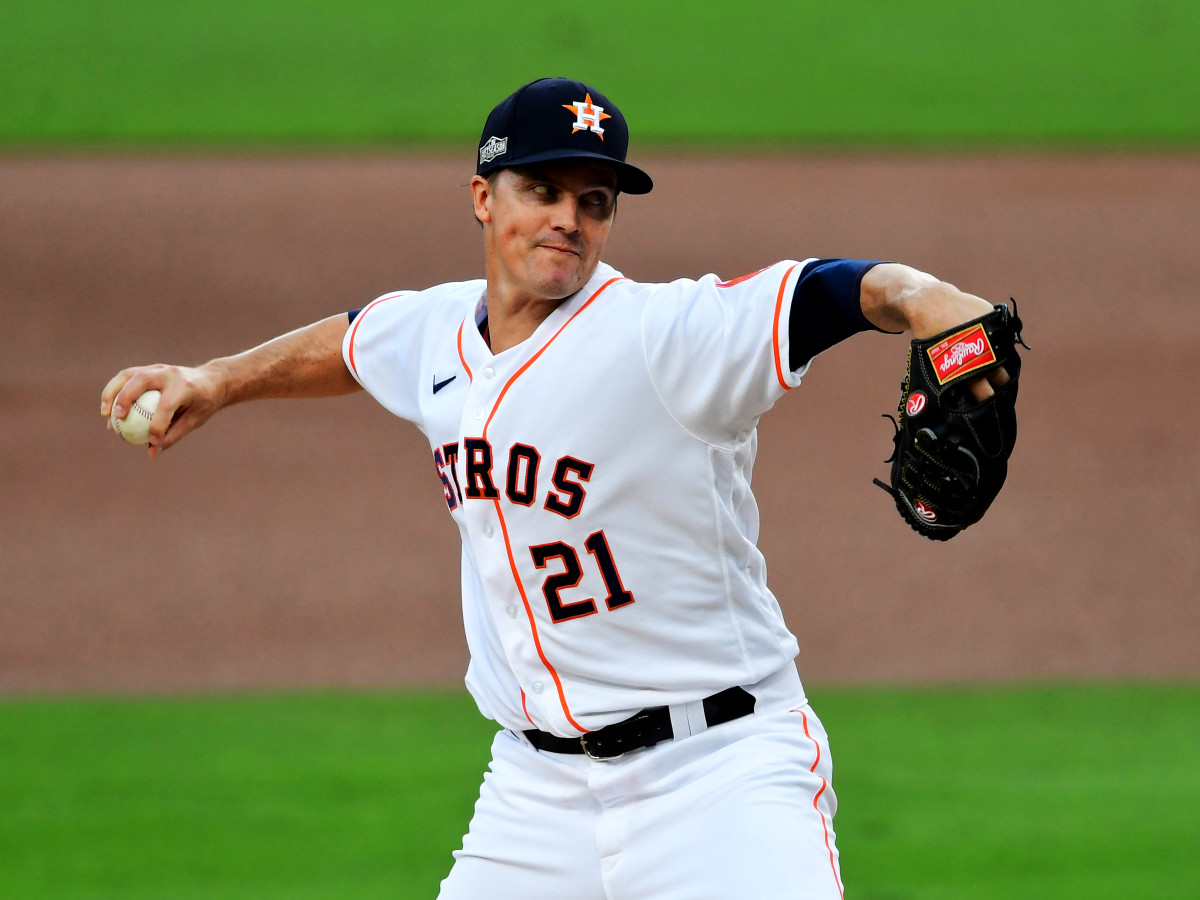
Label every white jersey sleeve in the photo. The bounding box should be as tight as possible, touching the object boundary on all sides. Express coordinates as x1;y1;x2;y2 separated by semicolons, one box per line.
640;260;810;446
342;290;424;422
342;282;484;431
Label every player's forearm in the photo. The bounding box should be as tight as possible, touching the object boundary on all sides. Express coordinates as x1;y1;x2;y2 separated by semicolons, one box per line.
860;263;994;339
103;314;359;457
204;314;359;407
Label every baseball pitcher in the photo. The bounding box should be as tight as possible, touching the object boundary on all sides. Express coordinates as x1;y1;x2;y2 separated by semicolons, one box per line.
102;78;1023;899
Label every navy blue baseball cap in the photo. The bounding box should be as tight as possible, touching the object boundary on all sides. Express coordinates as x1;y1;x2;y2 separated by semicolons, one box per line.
476;78;653;195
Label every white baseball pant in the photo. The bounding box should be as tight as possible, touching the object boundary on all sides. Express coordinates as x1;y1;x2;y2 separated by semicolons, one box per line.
438;686;843;899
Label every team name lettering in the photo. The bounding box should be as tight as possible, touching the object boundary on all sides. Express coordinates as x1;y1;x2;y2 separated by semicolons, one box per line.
544;457;594;519
433;442;463;509
506;444;541;506
463;438;500;499
434;446;456;510
436;439;595;516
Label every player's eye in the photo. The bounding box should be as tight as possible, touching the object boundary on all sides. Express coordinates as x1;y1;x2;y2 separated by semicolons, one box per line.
583;192;613;215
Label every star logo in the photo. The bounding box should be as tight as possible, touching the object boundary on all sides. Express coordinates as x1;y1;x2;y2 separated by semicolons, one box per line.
563;93;611;139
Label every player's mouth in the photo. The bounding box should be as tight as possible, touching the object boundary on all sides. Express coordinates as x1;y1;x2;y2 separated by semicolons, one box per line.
536;242;582;257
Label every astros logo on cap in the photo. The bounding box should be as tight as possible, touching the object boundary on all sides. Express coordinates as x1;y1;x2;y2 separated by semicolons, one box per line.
563;94;611;139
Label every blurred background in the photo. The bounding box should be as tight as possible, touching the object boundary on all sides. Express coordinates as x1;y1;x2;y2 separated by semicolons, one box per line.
2;2;1197;898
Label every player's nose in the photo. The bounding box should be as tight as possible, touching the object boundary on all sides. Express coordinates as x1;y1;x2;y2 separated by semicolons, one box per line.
548;196;581;234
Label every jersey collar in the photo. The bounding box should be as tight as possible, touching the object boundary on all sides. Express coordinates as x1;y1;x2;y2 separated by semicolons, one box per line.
462;262;624;369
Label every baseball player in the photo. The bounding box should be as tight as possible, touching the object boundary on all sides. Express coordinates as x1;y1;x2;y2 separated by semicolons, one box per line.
102;78;1014;899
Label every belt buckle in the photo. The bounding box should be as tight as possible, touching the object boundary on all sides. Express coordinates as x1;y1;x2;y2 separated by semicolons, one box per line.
579;734;623;761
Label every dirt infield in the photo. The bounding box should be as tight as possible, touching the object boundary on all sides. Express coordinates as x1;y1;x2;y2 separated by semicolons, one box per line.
2;153;1197;694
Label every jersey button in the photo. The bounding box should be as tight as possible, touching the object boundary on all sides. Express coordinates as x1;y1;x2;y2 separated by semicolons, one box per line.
532;682;545;695
473;408;484;420
483;524;494;538
483;366;495;379
506;605;518;619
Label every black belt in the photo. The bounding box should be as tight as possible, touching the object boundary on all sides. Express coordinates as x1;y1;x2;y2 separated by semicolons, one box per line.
523;686;756;760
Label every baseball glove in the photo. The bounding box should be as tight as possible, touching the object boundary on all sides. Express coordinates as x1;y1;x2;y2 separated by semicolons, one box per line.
873;301;1027;540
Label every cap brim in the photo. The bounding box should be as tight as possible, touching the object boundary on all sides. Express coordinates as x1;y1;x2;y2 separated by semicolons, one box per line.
482;148;653;195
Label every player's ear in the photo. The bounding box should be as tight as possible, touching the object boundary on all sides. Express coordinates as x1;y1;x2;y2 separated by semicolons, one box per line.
470;175;493;226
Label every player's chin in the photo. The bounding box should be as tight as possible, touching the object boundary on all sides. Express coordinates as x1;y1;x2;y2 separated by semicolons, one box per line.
532;258;592;299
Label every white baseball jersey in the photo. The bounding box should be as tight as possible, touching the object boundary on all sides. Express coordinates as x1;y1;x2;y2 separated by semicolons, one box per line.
343;259;816;737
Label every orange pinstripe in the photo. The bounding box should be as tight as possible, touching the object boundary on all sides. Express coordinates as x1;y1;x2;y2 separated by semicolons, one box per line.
456;321;473;382
800;710;844;899
772;264;801;390
346;291;410;379
478;276;624;734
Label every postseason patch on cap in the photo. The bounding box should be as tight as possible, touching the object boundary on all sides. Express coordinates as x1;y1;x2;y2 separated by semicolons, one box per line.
926;323;996;385
479;136;508;165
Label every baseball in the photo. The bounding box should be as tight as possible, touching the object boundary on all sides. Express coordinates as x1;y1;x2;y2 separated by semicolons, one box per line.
110;389;161;445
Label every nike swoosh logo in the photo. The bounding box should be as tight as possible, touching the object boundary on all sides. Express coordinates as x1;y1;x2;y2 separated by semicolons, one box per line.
432;375;457;394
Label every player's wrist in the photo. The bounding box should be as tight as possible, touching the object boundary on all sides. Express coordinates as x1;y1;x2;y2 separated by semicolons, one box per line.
903;282;994;340
195;357;240;409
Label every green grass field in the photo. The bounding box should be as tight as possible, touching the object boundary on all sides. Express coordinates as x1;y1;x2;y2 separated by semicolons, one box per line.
1;683;1196;899
2;0;1198;146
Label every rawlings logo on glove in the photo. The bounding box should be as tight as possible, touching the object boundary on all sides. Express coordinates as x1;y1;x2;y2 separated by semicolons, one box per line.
930;327;995;381
873;302;1028;541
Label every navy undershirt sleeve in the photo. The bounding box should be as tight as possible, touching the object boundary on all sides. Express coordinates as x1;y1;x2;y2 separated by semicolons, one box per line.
348;308;361;323
788;258;889;370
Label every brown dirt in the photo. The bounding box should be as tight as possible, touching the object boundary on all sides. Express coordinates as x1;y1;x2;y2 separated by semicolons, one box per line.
2;153;1197;695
